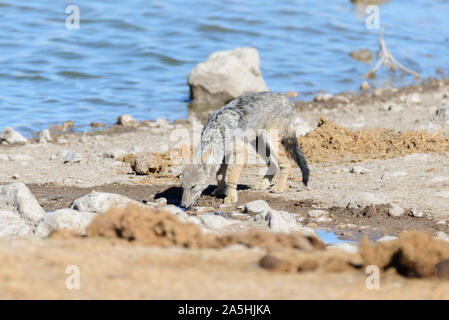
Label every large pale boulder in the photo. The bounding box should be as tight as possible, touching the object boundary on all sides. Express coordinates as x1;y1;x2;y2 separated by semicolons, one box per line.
188;47;268;110
0;210;31;237
34;209;96;237
0;182;45;223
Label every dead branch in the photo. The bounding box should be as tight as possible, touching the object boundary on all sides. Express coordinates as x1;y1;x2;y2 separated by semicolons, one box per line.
365;29;420;79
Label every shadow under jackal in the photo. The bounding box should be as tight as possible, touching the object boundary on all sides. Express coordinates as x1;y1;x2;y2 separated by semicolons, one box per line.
181;91;309;209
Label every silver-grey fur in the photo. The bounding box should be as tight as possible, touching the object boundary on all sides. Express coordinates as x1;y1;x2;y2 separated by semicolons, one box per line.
181;91;309;209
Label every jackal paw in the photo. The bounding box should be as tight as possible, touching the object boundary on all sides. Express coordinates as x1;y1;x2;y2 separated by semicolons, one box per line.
211;186;226;198
252;178;271;191
223;189;238;204
270;183;287;193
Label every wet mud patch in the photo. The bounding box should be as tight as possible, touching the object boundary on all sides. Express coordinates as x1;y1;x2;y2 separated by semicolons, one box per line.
28;183;448;242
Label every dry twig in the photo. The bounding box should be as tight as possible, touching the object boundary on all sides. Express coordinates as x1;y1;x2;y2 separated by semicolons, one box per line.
365;29;419;79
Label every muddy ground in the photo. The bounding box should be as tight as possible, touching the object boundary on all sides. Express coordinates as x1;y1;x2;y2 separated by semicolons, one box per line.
1;78;449;299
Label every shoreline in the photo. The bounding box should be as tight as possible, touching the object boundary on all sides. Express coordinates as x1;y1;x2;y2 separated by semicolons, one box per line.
8;76;447;140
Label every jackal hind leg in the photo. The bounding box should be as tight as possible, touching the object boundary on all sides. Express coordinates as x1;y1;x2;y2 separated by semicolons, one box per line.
212;162;227;198
223;142;247;205
270;142;291;193
252;135;278;191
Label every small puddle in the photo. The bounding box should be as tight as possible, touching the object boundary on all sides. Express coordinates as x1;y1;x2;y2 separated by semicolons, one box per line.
316;229;355;245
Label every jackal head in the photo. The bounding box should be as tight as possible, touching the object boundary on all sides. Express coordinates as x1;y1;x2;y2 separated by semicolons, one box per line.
179;144;216;209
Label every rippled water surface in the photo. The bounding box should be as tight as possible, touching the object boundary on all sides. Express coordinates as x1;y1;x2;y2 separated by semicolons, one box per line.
0;0;448;135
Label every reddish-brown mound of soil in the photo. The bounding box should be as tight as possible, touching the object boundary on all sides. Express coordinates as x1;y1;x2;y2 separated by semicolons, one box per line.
84;205;324;251
298;118;449;163
359;230;449;278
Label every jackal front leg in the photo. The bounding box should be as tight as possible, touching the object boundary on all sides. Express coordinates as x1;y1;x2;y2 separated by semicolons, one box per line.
212;163;227;198
223;142;247;205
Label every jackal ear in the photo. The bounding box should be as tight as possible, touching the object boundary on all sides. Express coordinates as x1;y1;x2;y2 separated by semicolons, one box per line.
201;145;214;163
179;143;191;163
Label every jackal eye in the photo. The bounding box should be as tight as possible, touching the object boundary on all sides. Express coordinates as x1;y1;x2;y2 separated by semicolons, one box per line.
190;185;196;190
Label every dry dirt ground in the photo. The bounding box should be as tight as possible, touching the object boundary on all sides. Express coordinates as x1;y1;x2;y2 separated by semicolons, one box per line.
1;78;449;299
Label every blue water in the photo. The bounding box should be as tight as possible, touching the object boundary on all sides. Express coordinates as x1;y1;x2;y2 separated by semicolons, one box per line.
0;0;448;136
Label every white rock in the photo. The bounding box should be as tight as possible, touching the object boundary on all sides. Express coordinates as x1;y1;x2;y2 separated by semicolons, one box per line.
388;204;404;217
308;209;329;218
162;205;186;216
292;117;313;136
0;182;45;223
38;129;52;143
0;154;9;161
71;191;151;214
244;200;270;215
63;151;82;163
334;95;351;104
350;166;370;174
0;210;31;237
314;92;333;102
0;127;27;144
409;93;421;104
346;192;387;210
188;47;268;109
117;114;137;127
409;208;424;218
199;214;236;229
103;149;127;159
155;118;169;128
12;173;20;180
436;231;449;243
266;210;298;233
33;209;96;237
360;81;370;91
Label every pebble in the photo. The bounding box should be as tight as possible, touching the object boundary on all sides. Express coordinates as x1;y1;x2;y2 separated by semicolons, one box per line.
117;114;137;127
307;209;329;219
285;91;299;98
244;200;270;215
350;166;370;174
346;192;387;210
409;93;422;104
409;208;424;218
0;127;27;144
103;148;127;159
38;129;52;143
372;88;383;97
360;81;370;91
63;151;82;164
313;92;333;102
388;204;404;217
